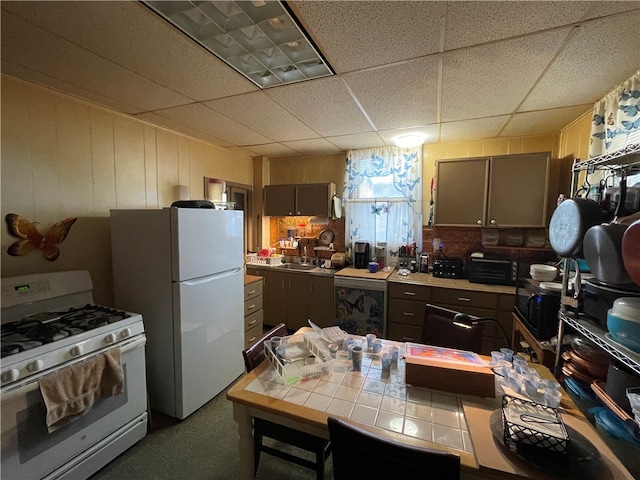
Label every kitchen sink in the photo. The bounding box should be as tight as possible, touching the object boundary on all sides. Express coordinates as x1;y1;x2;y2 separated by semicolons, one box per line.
278;263;317;271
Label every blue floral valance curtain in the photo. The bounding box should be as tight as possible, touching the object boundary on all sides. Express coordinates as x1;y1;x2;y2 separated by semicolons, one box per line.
589;69;640;158
343;146;422;265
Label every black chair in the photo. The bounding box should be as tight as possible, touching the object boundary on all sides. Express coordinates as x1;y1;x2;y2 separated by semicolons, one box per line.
327;416;460;480
242;323;331;480
422;304;485;353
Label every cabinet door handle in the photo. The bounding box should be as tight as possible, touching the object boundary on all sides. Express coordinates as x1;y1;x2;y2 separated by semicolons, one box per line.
477;220;482;225
403;291;416;296
247;304;256;310
403;312;415;316
248;319;257;326
282;280;285;289
248;336;256;343
457;297;471;302
402;336;415;341
490;219;496;225
248;289;256;295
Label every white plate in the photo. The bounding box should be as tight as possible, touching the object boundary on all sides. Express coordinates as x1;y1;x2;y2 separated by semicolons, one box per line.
540;282;563;292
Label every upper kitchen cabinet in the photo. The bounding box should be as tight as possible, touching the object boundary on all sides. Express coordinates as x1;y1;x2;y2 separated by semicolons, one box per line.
264;183;336;217
435;153;550;227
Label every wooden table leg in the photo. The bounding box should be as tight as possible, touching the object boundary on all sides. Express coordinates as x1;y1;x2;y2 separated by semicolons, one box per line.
232;402;254;480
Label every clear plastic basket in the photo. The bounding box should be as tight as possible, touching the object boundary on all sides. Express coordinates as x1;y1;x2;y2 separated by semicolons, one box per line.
264;332;334;385
246;253;283;266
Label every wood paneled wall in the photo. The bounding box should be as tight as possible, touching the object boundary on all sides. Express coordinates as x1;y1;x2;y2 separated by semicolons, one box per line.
1;75;253;304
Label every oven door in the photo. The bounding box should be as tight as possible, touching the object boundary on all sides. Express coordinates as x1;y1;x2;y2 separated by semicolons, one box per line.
1;335;147;480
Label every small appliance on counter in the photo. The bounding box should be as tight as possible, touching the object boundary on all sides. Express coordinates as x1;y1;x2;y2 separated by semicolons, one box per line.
419;252;430;273
432;258;464;279
514;277;561;341
468;255;518;286
353;241;371;269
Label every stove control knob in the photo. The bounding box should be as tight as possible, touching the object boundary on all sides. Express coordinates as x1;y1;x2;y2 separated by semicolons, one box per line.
105;333;117;344
27;360;44;372
70;345;83;357
120;328;132;339
1;369;20;382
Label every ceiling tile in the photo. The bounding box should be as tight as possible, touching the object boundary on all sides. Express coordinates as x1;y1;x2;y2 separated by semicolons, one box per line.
440;116;509;143
344;56;439;130
2;1;257;102
444;1;595;50
205;92;319;141
522;12;640;111
141;103;272;146
500;105;592;137
290;1;446;72
265;76;373;137
441;29;569;122
326;132;386;151
1;11;192;113
280;138;342;155
581;1;640;19
246;143;301;157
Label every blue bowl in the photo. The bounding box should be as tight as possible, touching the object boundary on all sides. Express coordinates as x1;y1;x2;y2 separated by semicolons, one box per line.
607;309;640;353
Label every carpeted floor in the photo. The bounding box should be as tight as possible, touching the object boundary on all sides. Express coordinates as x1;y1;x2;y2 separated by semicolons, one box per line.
89;378;334;480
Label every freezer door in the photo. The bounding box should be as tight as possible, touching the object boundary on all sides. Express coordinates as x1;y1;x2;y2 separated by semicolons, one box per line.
170;208;243;281
172;268;244;419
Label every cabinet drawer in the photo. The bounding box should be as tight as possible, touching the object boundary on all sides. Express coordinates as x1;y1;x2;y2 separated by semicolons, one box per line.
387;322;423;343
245;322;264;348
389;283;431;301
432;288;497;310
388;299;426;327
244;295;263;317
498;293;515;312
244;280;263;301
244;309;263;331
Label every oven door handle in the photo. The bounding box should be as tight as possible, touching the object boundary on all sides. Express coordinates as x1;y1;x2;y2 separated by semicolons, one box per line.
1;335;146;397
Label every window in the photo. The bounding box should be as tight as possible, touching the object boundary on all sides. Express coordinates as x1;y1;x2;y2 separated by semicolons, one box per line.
343;146;422;265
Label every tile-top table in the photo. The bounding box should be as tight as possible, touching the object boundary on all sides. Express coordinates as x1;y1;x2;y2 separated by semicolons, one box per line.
227;330;634;480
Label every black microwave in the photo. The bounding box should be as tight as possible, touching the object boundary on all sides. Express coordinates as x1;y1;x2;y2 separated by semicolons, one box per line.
514;278;561;341
468;257;517;286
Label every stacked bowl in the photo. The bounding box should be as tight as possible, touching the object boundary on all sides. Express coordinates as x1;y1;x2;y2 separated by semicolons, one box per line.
607;297;640;352
530;264;558;282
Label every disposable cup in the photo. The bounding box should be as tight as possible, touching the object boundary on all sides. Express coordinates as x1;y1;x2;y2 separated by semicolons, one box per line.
389;346;400;365
491;351;506;364
372;339;382;354
500;348;514;362
351;346;363;372
366;334;376;349
544;389;562;408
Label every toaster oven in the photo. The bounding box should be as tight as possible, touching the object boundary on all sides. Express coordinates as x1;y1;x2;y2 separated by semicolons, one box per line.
468;257;518;286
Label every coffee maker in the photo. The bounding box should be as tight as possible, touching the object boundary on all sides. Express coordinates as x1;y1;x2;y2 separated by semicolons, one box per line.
353;241;371;269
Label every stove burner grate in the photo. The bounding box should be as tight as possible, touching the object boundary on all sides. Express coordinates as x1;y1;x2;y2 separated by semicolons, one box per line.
1;304;132;358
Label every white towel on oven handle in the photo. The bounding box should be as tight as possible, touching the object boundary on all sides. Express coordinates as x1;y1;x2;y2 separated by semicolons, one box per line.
38;347;124;433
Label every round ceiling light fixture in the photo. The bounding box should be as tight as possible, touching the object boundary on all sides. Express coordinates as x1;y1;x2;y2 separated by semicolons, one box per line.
394;134;425;148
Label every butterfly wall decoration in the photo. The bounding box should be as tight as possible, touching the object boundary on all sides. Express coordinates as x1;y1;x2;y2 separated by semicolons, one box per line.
5;214;77;261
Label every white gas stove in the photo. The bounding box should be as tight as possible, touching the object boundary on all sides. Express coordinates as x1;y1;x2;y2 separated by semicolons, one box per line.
1;271;148;480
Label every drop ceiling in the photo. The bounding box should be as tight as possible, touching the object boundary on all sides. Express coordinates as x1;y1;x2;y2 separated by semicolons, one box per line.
2;1;639;158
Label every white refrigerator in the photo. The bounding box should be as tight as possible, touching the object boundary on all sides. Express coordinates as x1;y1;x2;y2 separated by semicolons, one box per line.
110;207;244;419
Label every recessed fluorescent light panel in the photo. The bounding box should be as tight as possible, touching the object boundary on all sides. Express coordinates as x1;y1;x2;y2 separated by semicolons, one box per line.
142;1;334;88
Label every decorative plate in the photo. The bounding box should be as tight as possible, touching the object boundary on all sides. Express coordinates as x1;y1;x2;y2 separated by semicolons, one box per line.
318;229;334;245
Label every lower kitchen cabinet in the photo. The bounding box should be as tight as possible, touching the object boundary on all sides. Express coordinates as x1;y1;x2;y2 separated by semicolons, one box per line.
387;281;515;355
244;277;264;348
387;283;431;342
246;267;334;331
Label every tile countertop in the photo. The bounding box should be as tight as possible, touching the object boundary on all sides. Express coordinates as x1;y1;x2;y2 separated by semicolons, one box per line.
388;271;516;295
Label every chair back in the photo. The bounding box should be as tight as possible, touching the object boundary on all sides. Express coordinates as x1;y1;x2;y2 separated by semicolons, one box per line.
422;304;484;353
327;416;460;480
242;323;288;373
